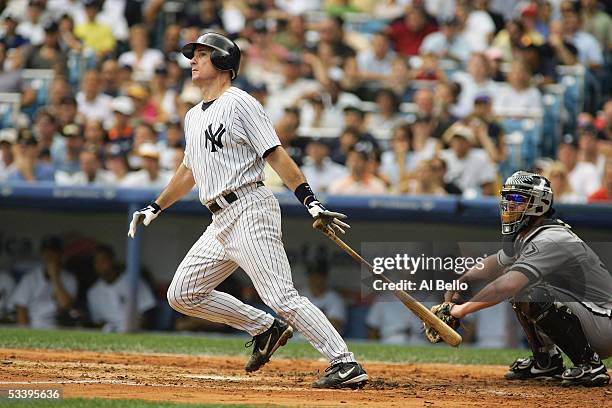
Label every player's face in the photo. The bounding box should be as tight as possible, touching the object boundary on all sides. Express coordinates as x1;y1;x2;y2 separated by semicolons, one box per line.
190;45;217;84
500;193;529;224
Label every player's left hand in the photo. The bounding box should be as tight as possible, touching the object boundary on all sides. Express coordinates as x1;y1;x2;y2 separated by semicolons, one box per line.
307;200;350;234
128;202;162;239
423;302;460;343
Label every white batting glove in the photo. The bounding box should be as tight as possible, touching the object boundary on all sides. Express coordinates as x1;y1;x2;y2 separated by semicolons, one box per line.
307;200;350;234
128;202;162;239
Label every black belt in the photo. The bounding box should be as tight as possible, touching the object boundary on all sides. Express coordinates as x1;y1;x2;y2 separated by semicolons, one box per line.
207;181;264;214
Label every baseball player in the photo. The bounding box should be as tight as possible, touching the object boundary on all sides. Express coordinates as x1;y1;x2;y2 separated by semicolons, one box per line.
442;171;611;387
127;32;368;389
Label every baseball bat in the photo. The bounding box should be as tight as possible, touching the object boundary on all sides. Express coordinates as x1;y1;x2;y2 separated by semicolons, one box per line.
313;219;462;347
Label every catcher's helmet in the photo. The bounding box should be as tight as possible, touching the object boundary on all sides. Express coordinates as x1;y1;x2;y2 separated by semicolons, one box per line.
181;32;241;80
500;171;553;235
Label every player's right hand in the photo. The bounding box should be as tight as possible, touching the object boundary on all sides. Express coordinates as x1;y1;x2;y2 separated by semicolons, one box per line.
128;202;162;239
307;200;350;234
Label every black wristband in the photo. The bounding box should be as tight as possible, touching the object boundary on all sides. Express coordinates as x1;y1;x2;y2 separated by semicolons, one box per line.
150;202;162;213
294;183;316;206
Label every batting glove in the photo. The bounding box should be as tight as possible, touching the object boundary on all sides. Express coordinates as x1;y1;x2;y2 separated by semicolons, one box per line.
128;202;162;239
307;200;350;234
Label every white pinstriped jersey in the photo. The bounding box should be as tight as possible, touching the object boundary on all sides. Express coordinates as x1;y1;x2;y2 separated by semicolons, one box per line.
183;87;281;204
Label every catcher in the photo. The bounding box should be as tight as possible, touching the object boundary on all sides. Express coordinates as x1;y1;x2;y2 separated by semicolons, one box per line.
425;171;611;387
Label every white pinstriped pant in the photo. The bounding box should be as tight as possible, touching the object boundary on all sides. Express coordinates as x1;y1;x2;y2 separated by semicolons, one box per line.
167;186;355;365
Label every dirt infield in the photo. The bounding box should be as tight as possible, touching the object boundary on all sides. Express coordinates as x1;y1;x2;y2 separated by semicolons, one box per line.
0;349;609;407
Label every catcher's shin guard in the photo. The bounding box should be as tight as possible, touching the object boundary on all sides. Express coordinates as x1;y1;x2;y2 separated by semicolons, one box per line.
512;300;557;366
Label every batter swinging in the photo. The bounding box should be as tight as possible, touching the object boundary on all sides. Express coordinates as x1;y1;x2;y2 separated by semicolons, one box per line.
127;32;368;389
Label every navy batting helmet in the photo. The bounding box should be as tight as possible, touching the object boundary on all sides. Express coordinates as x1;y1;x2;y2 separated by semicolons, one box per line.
181;32;241;80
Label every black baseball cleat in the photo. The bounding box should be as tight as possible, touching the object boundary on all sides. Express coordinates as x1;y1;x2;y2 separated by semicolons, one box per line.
561;358;610;387
244;319;293;373
505;354;565;380
312;362;369;389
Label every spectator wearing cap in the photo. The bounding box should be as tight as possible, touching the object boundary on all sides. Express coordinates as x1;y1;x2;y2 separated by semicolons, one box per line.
543;161;585;203
104;144;130;184
0;41;36;105
87;244;156;332
120;142;172;188
420;17;472;64
0;128;17;182
74;0;115;55
387;6;437;57
588;157;612;203
1;13;29;50
484;47;506;82
25;19;67;72
301;138;348;193
127;83;158;124
439;125;497;197
493;60;543;117
53;124;84;174
451;53;497;118
16;0;48;46
560;0;604;69
10;235;77;329
556;134;600;199
465;95;506;163
518;3;545;44
7;129;55;183
356;32;396;80
580;0;612;51
300;258;346;333
118;25;164;81
329;145;387;195
76;69;113;122
379;124;415;190
55;146;112;185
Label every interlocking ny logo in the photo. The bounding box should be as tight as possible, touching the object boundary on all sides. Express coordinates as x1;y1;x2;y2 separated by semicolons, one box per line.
205;123;225;152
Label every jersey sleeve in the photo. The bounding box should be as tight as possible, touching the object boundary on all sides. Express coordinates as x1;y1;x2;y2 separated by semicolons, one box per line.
232;96;281;158
182;112;192;169
510;238;570;285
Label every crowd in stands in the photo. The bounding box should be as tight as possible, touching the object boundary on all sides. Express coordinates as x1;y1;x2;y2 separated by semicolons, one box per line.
0;0;609;203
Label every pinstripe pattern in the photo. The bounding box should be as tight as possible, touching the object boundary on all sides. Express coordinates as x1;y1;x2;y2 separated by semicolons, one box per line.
168;87;355;365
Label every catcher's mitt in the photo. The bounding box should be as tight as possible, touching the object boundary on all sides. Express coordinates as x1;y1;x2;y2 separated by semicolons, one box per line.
423;302;460;343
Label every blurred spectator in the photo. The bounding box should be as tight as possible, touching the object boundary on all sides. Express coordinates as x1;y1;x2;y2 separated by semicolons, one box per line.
356;31;396;80
104;144;130;184
54;124;84;174
580;0;612;51
342;105;379;149
100;59;121;97
493;60;542;116
429;155;463;194
0;128;17;182
560;0;604;69
329;145;386;194
315;15;355;59
7;129;55;183
465;95;506;163
1;13;29;50
398;159;447;196
588;157;612;203
120;142;172;188
83;119;106;150
517;39;576;86
301;138;348;193
412;52;447;81
331;126;360;165
118;24;164;81
300;80;361;129
420;16;471;64
161;24;182;58
535;0;554;38
383;56;412;102
577;122;606;177
33;108;65;164
485;47;506;81
10;235;77;329
451;53;497;118
25;20;67;72
456;1;495;52
379;123;414;189
300;258;346;333
367;88;405;140
16;0;48;46
47;76;71;113
432;81;460;139
107;96;135;152
410;114;439;165
366;292;426;344
556;134;600;199
87;244;156;332
57;95;79;129
597;100;612;146
439;125;496;197
158;120;185;171
74;0;115;55
56;13;82;53
150;66;178;123
274;14;307;53
0;41;36;105
76;69;113;122
185;0;225;31
543;160;586;203
276;107;305;166
55;146;112;185
0;269;15;322
544;20;580;68
473;0;505;34
128;83;158;124
388;6;438;57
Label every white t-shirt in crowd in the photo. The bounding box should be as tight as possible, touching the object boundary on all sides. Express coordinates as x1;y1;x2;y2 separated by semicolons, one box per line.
493;84;543;117
118;49;165;80
76;92;113;122
10;267;77;329
439;147;497;196
87;272;156;332
301;157;348;193
451;72;498;118
55;169;114;186
119;169;173;189
568;162;600;199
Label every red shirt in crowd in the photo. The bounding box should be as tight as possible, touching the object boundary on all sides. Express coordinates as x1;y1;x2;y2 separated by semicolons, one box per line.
388;20;437;56
587;188;612;203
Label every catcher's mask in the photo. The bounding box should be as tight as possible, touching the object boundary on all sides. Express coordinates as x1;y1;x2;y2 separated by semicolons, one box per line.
500;171;553;235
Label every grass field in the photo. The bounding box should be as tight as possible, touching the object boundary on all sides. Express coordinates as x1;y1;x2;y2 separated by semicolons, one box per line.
1;327;609;407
